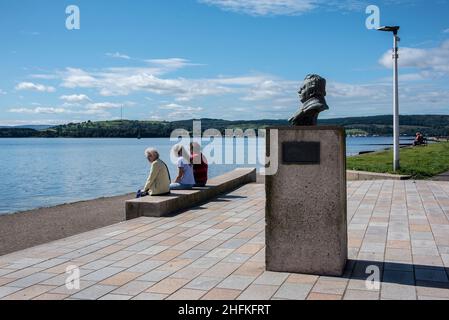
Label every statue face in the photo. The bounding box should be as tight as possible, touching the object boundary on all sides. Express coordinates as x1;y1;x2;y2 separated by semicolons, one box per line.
298;74;326;103
299;83;308;103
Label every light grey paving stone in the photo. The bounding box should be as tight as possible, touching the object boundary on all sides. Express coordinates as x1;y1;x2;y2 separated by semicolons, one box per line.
99;294;132;300
347;279;377;291
412;240;438;248
189;257;221;269
442;254;449;267
220;239;249;249
111;254;149;268
217;275;256;291
253;272;289;286
343;289;380;300
381;283;417;300
237;284;278;300
0;269;14;277
34;259;69;270
112;281;155;296
205;248;235;259
412;247;440;256
127;260;165;273
126;241;159;252
273;283;313;300
7;258;45;269
137;270;174;282
103;250;136;262
178;250;208;260
416;283;449;299
82;260;114;270
6;272;55;288
132;292;168;300
49;280;96;295
70;284;117;300
138;246;170;256
185;277;223;291
418;295;449;300
222;253;253;264
311;279;348;295
82;267;125;282
410;232;434;240
171;267;206;280
0;286;23;299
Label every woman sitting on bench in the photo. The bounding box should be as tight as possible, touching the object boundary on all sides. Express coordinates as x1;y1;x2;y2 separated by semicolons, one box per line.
190;142;208;187
170;144;196;190
136;148;171;198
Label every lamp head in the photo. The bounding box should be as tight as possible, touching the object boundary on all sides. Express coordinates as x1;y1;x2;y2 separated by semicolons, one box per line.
377;26;400;35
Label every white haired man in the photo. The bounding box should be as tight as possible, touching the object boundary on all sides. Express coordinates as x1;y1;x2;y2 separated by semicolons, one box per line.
136;148;171;198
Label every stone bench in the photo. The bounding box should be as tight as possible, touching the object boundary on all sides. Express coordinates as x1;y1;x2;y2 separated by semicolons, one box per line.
126;168;257;220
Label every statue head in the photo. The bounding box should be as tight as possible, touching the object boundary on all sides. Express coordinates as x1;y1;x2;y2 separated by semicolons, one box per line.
289;74;329;126
298;74;327;103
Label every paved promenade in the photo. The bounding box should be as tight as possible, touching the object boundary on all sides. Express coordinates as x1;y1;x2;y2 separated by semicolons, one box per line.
0;180;449;300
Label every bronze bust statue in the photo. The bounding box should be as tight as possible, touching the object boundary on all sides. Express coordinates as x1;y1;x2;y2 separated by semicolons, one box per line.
289;74;329;126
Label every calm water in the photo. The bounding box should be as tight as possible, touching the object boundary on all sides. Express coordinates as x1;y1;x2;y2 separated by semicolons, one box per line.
0;137;411;215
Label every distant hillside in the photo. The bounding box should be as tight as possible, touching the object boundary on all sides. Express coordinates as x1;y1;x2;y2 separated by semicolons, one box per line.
0;125;53;130
0;128;39;138
1;115;448;138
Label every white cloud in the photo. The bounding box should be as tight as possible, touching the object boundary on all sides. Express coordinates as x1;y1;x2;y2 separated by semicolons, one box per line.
7;100;131;116
9;107;67;114
60;94;91;103
241;79;296;101
198;0;317;16
8;106;105;116
58;67;246;99
379;40;449;75
106;52;131;60
327;81;385;99
30;74;59;80
198;0;366;16
15;82;56;93
0;119;76;127
159;103;203;112
0;89;6;95
159;103;204;120
86;102;122;110
146;58;202;71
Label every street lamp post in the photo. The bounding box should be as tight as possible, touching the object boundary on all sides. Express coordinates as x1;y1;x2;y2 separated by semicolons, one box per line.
378;26;400;171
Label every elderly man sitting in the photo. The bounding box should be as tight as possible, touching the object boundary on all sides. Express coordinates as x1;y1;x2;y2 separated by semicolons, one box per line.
136;148;171;198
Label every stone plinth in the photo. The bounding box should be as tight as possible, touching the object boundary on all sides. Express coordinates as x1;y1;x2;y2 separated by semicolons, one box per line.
265;126;348;276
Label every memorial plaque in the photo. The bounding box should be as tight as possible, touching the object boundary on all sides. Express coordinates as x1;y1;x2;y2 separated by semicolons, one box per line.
282;141;320;165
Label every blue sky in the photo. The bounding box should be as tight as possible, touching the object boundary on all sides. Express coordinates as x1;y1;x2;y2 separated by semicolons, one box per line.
0;0;449;125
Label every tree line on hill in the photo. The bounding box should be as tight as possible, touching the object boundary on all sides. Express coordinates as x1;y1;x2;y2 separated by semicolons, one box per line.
1;115;448;138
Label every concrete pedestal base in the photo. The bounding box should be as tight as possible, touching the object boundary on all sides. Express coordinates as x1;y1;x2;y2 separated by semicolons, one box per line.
265;126;348;276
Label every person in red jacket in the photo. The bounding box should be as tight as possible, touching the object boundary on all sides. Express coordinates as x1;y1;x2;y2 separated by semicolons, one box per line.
190;142;208;187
